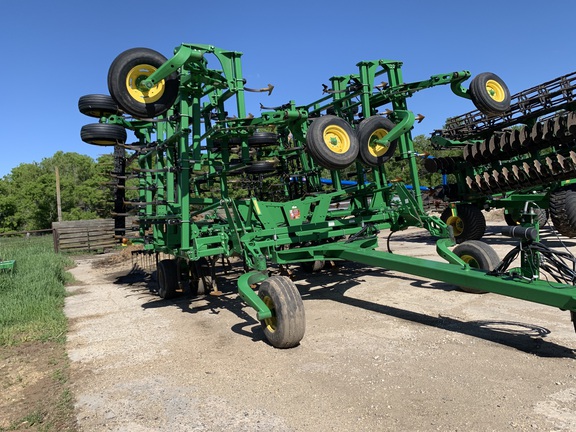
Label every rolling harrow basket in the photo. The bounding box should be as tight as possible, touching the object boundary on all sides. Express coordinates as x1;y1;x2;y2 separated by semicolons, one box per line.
79;43;576;348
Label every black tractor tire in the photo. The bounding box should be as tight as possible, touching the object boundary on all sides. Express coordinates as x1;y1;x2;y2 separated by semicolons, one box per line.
80;123;127;146
248;132;278;147
78;94;120;118
258;276;305;348
453;240;500;293
357;115;398;167
441;204;486;243
244;161;277;174
469;72;511;116
157;259;178;299
306;115;359;170
108;47;179;118
550;185;576;237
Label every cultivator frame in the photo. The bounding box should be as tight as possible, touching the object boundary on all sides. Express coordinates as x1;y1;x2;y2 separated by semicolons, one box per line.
79;43;576;348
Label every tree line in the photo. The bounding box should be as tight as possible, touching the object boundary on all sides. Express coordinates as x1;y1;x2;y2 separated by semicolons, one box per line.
0;151;120;232
0;135;451;233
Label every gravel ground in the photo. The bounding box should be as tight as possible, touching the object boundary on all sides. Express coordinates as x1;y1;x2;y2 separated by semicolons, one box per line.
65;223;576;431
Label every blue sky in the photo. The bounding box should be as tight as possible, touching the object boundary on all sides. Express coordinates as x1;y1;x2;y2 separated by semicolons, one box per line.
2;0;575;177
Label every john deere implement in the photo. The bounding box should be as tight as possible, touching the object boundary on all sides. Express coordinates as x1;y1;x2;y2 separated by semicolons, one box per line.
79;43;576;348
429;72;576;238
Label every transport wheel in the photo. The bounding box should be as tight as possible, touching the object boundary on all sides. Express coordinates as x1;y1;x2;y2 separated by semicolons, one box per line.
440;204;486;243
248;132;278;147
108;47;179;118
157;259;178;299
258;276;305;348
300;260;325;273
80;123;127;146
453;240;500;293
550;185;576;237
78;94;120;118
357;116;398;167
469;72;511;116
306;115;359;170
504;208;548;227
190;257;212;296
244;161;277;174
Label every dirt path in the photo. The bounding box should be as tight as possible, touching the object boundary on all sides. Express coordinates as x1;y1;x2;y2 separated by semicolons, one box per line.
65;224;576;431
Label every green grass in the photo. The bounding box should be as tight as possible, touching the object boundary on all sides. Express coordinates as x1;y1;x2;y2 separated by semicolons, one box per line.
0;236;74;345
0;235;78;431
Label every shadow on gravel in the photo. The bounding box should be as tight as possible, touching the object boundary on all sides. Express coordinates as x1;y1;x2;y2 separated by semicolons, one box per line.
109;259;576;357
109;262;269;344
299;269;576;359
111;265;153;287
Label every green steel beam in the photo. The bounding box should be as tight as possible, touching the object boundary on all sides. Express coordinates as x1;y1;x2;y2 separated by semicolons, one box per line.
237;271;272;320
322;241;576;312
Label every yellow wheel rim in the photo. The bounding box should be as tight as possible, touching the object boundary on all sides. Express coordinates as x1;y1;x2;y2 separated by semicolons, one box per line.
323;124;350;154
460;254;479;268
126;64;165;104
446;215;464;237
262;296;277;332
485;79;505;102
368;128;390;157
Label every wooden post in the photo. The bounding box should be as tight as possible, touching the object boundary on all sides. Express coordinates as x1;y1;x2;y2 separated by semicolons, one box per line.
53;229;60;253
55;166;63;222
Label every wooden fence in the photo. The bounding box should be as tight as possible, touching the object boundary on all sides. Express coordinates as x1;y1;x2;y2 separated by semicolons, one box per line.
52;219;117;253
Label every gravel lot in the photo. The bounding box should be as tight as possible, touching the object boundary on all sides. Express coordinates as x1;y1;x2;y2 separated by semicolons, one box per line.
65;222;576;431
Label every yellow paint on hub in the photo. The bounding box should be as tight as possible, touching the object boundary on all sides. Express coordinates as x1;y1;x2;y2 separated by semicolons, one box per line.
368;128;390;157
485;79;505;102
446;215;464;236
126;64;165;103
323;124;350;154
262;295;277;332
460;254;479;268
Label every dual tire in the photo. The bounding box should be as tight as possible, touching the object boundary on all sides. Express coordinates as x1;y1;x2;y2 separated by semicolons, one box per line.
306;115;398;170
306;115;359;170
79;94;127;146
305;72;510;170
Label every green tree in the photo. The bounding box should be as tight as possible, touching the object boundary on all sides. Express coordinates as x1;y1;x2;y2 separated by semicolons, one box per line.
0;151;118;232
383;134;460;188
4;162;51;230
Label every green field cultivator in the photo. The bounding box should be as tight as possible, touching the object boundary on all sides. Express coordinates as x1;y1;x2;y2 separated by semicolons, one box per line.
429;72;576;240
79;43;576;348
